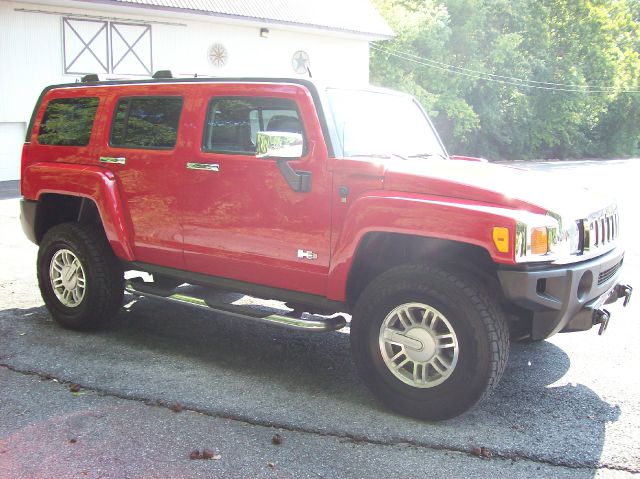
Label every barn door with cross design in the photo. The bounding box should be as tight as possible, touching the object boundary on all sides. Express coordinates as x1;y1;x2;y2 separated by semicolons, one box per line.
63;18;108;75
110;23;152;76
62;18;152;76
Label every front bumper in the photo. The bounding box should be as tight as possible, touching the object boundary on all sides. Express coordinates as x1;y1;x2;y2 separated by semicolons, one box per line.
498;247;632;339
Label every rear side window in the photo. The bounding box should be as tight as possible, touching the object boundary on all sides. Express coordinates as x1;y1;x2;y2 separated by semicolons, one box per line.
110;97;183;149
203;97;303;154
38;97;99;146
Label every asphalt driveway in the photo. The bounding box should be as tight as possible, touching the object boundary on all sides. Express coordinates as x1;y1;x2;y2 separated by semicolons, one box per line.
1;159;638;478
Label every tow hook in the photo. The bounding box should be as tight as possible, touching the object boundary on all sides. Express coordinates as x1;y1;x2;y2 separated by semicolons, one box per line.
593;309;611;336
615;284;633;307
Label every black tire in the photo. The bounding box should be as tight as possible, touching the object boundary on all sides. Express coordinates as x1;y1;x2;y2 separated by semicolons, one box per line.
37;222;124;330
350;265;509;421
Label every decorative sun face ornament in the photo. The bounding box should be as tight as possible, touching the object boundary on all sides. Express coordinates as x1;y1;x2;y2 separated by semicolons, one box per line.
292;50;310;74
208;43;228;68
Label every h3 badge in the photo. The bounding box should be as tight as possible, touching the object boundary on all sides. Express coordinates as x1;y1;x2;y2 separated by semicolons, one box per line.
297;249;318;260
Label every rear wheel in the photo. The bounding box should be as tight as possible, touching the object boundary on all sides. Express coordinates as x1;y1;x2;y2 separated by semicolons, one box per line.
350;265;509;421
37;223;124;330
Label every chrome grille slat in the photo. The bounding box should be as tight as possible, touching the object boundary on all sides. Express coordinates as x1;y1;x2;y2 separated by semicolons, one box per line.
584;207;618;253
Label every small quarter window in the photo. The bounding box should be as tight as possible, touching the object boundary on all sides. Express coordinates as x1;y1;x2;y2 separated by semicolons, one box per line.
38;97;99;146
110;97;183;149
203;97;303;154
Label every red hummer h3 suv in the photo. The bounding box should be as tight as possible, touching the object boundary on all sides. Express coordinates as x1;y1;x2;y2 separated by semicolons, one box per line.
20;76;632;420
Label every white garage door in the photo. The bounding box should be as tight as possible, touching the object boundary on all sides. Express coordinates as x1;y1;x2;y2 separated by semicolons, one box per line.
0;123;26;182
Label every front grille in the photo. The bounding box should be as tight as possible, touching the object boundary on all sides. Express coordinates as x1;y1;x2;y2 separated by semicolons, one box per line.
584;207;619;253
598;260;622;285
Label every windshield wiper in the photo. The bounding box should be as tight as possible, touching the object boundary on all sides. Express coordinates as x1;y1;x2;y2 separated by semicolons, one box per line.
349;153;410;161
408;152;448;160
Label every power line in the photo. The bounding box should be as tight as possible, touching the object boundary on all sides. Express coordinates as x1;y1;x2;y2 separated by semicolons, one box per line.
371;43;640;93
375;44;617;90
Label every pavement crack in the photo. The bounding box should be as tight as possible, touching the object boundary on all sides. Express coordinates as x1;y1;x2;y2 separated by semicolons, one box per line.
1;362;637;474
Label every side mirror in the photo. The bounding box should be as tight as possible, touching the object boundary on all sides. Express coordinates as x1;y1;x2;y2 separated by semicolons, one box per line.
255;131;310;193
255;131;303;160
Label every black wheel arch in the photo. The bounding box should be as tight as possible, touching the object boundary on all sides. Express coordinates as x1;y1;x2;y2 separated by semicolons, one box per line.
346;232;504;309
31;194;103;244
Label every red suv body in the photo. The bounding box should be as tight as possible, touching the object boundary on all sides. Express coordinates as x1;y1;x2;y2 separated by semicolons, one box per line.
20;77;632;420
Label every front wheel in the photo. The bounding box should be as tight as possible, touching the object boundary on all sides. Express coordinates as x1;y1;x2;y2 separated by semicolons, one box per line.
37;223;124;330
350;265;509;421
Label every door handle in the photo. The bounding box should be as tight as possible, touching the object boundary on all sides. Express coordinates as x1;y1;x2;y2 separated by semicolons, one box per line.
186;162;220;172
99;156;126;165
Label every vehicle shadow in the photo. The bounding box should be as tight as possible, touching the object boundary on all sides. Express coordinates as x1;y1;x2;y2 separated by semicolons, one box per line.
466;340;620;469
0;299;621;470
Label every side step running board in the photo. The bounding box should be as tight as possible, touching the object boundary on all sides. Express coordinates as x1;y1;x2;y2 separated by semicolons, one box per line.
125;280;347;332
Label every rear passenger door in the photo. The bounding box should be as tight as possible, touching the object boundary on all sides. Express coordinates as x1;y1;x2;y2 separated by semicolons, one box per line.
181;84;332;296
97;92;185;269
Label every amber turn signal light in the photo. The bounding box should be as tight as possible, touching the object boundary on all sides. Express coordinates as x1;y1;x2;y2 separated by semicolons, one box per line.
492;227;510;253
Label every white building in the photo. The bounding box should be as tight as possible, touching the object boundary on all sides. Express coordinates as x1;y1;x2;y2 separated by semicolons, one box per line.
0;0;393;181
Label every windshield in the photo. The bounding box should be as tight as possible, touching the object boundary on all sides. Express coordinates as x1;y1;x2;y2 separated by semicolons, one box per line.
326;88;447;159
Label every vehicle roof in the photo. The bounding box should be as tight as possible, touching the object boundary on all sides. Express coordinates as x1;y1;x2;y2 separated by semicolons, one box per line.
42;76;408;96
44;76;316;90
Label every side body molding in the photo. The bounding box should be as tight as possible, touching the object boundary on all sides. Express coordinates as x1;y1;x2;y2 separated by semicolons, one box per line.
21;163;135;261
326;192;518;302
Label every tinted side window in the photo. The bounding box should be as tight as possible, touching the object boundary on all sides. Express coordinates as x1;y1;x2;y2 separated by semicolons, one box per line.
203;97;303;154
110;97;183;149
38;97;99;146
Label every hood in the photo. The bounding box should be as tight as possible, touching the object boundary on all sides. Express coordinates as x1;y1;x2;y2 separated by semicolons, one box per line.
383;158;615;219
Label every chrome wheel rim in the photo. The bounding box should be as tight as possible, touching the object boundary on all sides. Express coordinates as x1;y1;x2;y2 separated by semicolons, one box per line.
379;302;459;388
49;249;86;308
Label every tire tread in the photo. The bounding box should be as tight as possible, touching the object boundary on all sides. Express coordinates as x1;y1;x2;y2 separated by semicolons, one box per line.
37;222;124;330
351;264;509;420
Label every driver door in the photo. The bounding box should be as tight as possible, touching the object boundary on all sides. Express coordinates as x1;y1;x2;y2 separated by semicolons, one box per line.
181;84;332;296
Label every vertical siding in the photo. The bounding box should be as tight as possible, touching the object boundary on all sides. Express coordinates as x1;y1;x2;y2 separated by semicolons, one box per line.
0;2;66;124
0;0;372;179
2;1;371;123
152;20;370;85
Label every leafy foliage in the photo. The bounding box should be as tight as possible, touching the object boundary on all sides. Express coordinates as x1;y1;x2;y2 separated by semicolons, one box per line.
371;0;640;159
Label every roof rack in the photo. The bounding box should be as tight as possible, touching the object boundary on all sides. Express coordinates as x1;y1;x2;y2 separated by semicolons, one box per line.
152;70;173;79
79;70;173;83
81;74;100;83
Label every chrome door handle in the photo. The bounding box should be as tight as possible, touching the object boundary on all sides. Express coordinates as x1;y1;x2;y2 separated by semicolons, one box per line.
186;162;220;172
99;156;126;165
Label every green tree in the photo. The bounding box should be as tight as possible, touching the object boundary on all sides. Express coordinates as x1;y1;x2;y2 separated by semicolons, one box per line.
371;0;640;159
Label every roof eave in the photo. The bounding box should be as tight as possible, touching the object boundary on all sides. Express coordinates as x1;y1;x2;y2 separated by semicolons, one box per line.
73;0;396;40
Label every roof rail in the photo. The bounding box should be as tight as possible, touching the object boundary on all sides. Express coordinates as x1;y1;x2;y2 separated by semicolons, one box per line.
152;70;173;79
81;74;100;83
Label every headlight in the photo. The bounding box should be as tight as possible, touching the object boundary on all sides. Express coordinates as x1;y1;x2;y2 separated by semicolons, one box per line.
549;218;581;257
514;213;581;263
